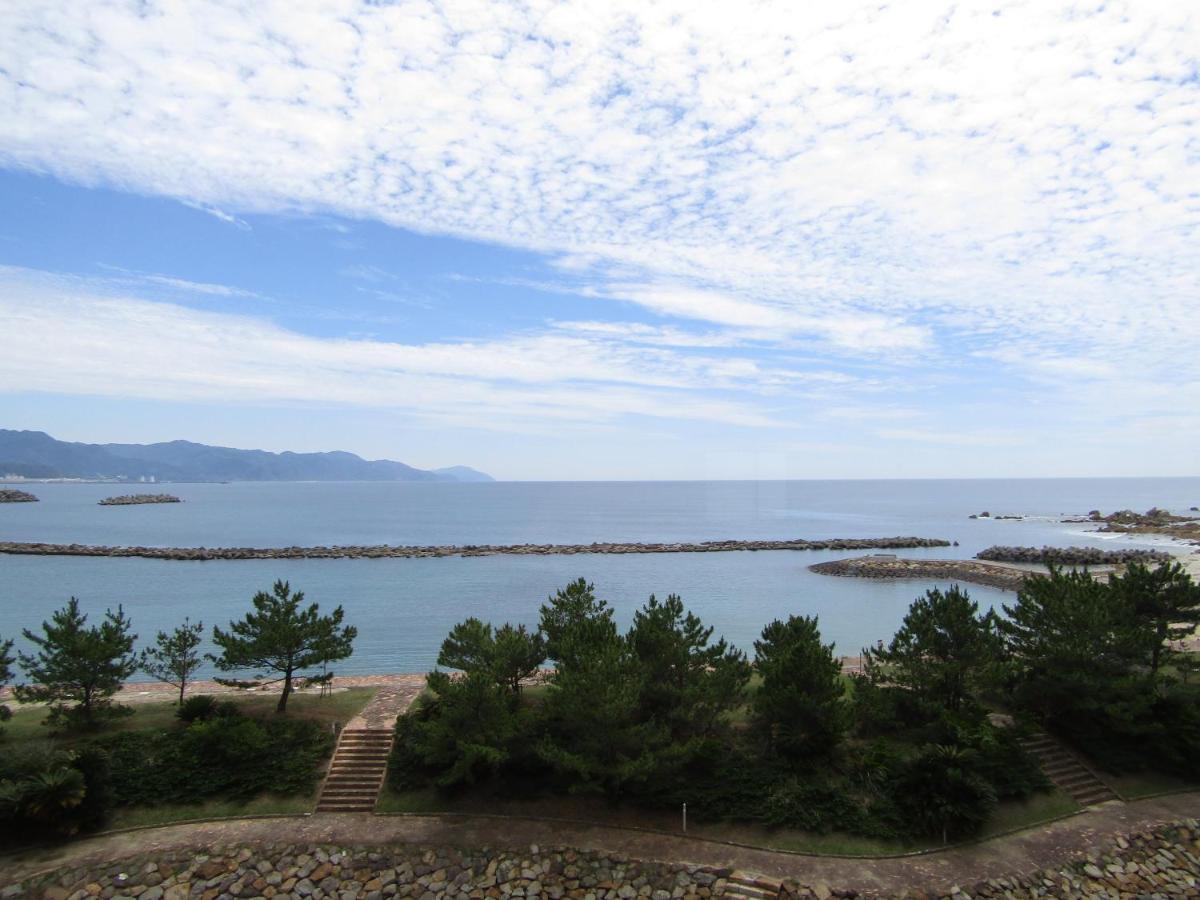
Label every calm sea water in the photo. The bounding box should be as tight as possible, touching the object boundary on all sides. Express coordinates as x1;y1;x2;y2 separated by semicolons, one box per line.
1;478;1195;675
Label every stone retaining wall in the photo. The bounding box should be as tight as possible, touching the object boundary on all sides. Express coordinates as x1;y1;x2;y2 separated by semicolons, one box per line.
10;844;731;900
8;818;1200;899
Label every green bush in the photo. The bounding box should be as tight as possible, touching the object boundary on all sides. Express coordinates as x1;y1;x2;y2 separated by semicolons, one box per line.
892;744;997;842
95;712;333;805
0;744;112;839
762;776;864;834
177;694;220;723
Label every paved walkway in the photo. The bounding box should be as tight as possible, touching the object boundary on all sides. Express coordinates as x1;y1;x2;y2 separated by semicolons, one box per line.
6;793;1198;894
343;674;425;729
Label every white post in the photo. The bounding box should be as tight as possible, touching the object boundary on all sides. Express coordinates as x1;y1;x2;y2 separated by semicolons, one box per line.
682;802;687;833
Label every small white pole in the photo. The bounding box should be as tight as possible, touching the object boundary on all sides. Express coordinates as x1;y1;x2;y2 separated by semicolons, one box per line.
682;802;687;833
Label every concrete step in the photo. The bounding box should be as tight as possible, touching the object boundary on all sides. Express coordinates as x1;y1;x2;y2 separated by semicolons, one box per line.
316;728;394;813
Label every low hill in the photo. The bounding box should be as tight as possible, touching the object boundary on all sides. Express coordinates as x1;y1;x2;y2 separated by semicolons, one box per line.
0;429;494;483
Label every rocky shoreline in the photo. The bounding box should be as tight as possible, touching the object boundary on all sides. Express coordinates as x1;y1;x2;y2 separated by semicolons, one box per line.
975;545;1171;565
99;493;182;506
810;556;1030;591
0;536;950;562
0;488;38;502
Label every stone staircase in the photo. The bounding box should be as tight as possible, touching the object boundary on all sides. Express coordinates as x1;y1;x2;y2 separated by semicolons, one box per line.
723;871;782;900
316;728;393;813
1020;732;1121;808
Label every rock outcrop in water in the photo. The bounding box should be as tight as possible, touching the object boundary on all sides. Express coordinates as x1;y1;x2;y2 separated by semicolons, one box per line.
1084;507;1200;541
976;545;1172;565
98;493;182;505
0;488;38;502
810;555;1031;590
0;535;950;561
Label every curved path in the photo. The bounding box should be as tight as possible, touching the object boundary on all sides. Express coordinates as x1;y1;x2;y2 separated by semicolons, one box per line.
5;793;1199;894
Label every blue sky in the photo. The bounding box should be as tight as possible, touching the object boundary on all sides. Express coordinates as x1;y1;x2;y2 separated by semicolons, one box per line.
0;1;1197;480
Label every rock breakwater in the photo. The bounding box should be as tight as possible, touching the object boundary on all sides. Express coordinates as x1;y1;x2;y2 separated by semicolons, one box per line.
0;536;950;562
0;488;38;502
99;493;182;506
810;556;1028;590
976;545;1171;565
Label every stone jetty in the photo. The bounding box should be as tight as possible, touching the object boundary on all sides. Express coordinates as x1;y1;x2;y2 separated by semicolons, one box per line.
0;488;38;502
976;545;1171;565
810;555;1029;590
0;536;950;562
99;493;182;505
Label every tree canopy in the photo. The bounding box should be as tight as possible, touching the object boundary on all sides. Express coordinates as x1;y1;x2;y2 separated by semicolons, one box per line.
209;580;356;712
14;598;138;728
753;614;846;761
864;586;1002;716
140;617;204;705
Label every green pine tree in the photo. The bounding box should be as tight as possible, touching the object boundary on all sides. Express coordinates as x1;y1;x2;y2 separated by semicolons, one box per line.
15;598;138;729
209;581;356;713
140;617;205;704
753;615;846;761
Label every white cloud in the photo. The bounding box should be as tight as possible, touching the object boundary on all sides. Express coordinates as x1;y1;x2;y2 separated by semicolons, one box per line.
0;266;841;430
0;0;1194;376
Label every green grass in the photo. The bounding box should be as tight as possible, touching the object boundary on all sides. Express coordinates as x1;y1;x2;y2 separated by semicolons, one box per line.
375;783;1080;856
1102;770;1199;800
2;687;376;746
107;794;316;829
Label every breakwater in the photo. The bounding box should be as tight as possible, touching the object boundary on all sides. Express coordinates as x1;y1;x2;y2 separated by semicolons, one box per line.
99;493;182;505
0;488;38;502
810;555;1029;590
0;535;950;561
976;545;1171;565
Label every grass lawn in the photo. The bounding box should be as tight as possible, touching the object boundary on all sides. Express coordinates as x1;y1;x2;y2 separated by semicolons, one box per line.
107;794;317;829
3;687;376;746
376;783;1080;856
1101;770;1200;800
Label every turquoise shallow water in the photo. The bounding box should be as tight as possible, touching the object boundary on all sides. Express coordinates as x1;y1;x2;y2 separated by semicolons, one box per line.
0;478;1195;674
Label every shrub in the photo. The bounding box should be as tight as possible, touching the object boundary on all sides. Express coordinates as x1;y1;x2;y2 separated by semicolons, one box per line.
0;744;112;839
892;744;997;842
95;714;333;805
762;776;864;834
177;694;220;723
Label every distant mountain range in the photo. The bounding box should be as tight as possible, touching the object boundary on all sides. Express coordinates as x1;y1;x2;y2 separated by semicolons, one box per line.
0;430;494;483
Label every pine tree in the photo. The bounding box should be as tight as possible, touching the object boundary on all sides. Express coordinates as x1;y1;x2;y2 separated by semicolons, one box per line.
1109;561;1200;677
437;618;546;694
15;598;138;728
864;586;1002;716
753;615;846;761
140;617;204;704
209;581;356;713
627;594;750;739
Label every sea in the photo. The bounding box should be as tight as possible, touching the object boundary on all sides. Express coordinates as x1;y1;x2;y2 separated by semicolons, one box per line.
1;478;1196;676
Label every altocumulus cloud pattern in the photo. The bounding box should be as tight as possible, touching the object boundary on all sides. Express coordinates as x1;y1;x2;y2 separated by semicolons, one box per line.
0;1;1197;475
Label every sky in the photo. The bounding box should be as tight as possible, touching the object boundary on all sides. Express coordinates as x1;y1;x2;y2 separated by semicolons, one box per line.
0;1;1197;481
